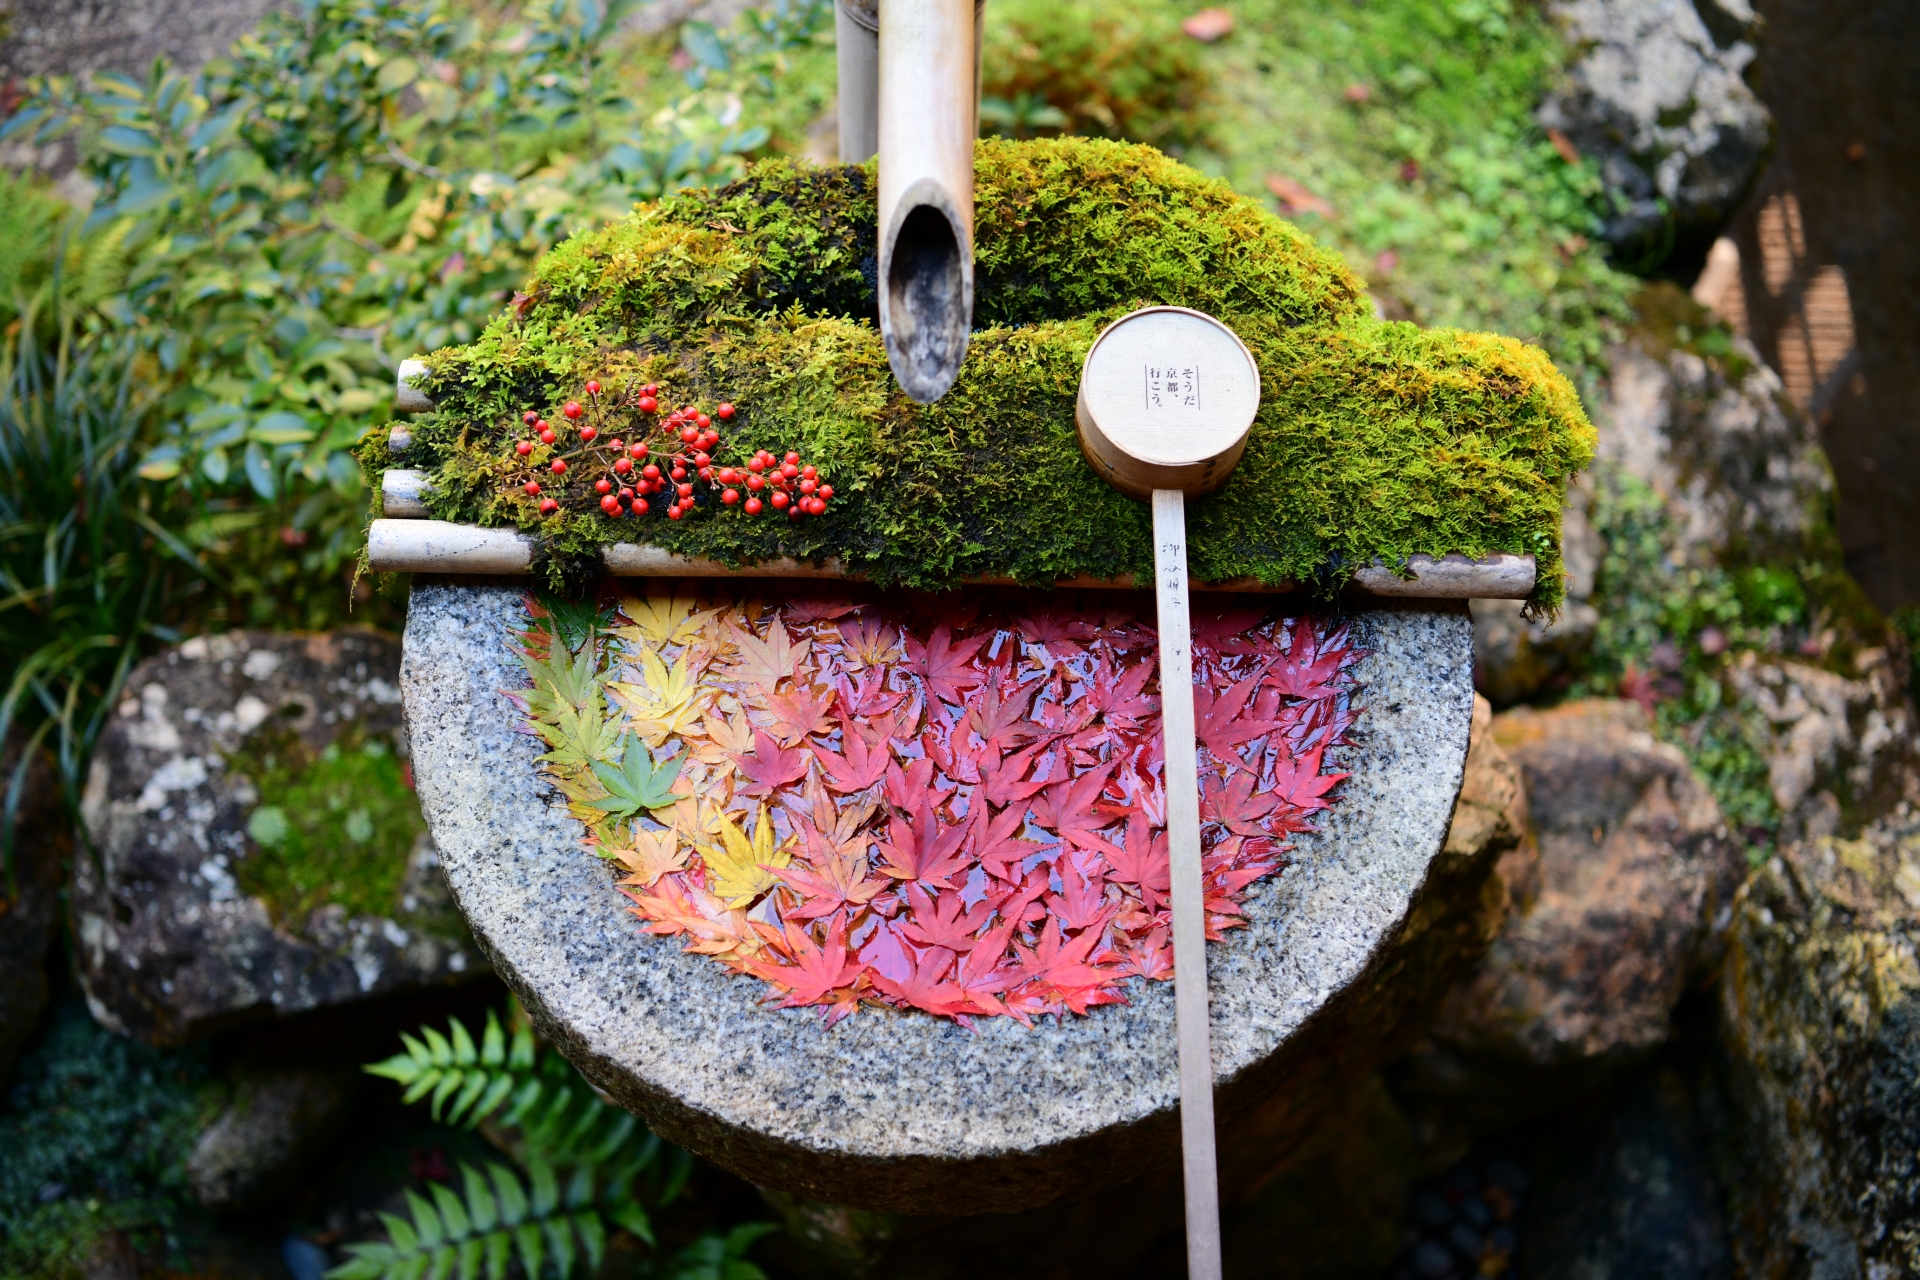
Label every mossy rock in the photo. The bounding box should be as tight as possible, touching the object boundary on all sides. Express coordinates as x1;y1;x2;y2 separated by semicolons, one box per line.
369;138;1594;611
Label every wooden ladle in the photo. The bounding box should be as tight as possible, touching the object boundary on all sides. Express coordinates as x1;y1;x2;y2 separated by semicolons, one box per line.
1077;305;1263;1280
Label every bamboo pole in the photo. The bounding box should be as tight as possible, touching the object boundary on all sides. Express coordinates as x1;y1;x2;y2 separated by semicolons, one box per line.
835;0;879;162
876;0;975;403
363;514;1535;597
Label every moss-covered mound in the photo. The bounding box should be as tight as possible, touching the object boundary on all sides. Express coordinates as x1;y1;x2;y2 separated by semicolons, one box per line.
370;137;1594;609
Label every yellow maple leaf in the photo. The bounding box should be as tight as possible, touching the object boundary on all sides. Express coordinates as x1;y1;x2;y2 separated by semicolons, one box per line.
699;803;795;908
667;796;728;847
614;594;719;649
611;827;690;888
608;647;709;747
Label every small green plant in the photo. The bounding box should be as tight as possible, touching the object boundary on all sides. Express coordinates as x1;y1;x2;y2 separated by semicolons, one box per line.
0;291;208;892
341;1007;765;1280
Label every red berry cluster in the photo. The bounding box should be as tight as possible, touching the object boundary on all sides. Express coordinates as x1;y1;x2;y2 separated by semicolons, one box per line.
504;380;833;524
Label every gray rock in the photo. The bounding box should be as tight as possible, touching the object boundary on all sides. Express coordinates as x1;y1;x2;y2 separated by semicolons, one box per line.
1538;0;1772;256
0;731;68;1083
1473;332;1823;707
403;585;1483;1214
1719;730;1920;1278
1401;700;1740;1138
74;630;482;1045
188;1066;352;1210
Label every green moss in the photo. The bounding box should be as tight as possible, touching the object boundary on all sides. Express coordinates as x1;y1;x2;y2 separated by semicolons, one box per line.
367;138;1592;610
0;995;216;1278
235;723;425;925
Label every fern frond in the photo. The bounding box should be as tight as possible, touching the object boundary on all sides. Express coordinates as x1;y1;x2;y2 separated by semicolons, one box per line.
365;1011;538;1128
324;1162;618;1280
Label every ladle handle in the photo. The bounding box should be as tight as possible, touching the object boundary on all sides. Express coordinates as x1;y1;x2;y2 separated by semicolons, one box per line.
1152;488;1223;1280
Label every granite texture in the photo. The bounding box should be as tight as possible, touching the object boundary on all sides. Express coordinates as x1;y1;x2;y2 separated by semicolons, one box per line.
403;584;1475;1213
75;630;482;1045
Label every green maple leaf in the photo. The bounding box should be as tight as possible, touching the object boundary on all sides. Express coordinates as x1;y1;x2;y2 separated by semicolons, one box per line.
587;734;685;819
535;698;621;773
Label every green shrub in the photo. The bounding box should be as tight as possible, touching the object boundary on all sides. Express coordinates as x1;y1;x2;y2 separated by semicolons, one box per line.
980;0;1215;152
0;299;210;891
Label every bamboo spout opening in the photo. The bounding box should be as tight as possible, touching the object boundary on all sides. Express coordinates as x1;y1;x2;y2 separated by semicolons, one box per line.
884;194;970;402
876;0;976;404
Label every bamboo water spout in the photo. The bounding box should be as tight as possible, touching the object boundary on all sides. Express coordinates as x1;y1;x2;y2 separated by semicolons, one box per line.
875;0;977;403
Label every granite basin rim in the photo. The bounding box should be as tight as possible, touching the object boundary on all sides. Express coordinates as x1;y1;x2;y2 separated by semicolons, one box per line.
400;584;1473;1210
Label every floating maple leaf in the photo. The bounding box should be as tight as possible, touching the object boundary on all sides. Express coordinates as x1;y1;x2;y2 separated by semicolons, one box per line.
611;827;689;887
874;798;972;888
1268;619;1359;700
746;917;867;1018
587;735;684;820
1199;768;1282;838
625;876;760;963
896;883;991;952
774;838;885;920
701;803;796;907
1029;760;1125;858
730;727;809;797
902;624;989;704
868;944;972;1019
615;594;718;648
1108;813;1171;910
810;729;891;795
763;684;836;744
834;667;904;721
608;646;708;747
836;612;903;667
728;616;810;689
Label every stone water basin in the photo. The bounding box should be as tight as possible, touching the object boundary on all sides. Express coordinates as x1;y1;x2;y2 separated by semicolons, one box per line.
400;582;1472;1212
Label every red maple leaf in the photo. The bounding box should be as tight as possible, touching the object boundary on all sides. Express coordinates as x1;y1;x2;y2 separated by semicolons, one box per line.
1266;744;1349;824
975;738;1055;812
1028;760;1125;857
834;667;905;721
1268;618;1359;700
1083;653;1158;731
1200;768;1282;837
971;803;1043;881
731;727;810;796
1045;849;1113;933
896;882;991;951
746;917;867;1012
1013;606;1097;660
959;673;1028;745
1107;812;1171;909
772;835;886;920
884;755;953;812
903;624;990;704
874;797;972;888
1194;668;1284;766
1010;917;1125;1015
869;943;972;1018
810;729;891;794
1192;606;1274;657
